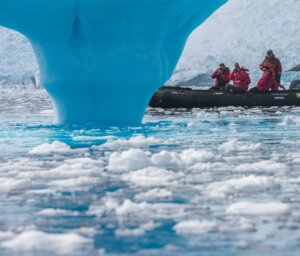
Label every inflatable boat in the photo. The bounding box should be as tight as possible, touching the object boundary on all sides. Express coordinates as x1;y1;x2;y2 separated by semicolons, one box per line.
149;84;300;109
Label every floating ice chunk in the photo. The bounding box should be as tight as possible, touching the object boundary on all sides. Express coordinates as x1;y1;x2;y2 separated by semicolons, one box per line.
115;221;159;237
151;150;182;168
180;149;217;166
29;141;71;155
174;220;217;235
226;202;291;216
108;149;151;171
48;158;104;179
115;199;187;220
121;167;183;187
38;209;80;216
115;199;152;216
0;177;31;193
115;228;145;237
205;175;279;198
190;162;224;172
135;189;173;201
234;160;287;174
48;177;101;190
98;135;164;150
151;149;217;169
73;135;117;141
0;230;90;254
219;139;262;153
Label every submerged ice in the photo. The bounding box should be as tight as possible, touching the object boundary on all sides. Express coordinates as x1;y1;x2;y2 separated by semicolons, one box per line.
0;0;225;125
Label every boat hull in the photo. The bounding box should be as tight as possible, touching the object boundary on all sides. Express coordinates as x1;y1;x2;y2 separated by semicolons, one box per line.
149;87;300;108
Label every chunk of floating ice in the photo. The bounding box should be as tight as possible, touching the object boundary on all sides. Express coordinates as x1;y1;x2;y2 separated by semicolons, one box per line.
135;189;173;201
226;202;291;216
121;167;183;187
108;149;151;171
108;148;218;172
204;175;280;198
29;141;71;155
115;199;187;219
37;209;81;216
234;160;287;174
0;178;31;194
115;221;160;237
72;135;117;141
174;220;217;235
219;139;262;153
97;135;164;150
0;230;90;254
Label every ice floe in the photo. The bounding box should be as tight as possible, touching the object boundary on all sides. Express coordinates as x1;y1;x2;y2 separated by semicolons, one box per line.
29;141;72;155
204;175;280;198
226;202;291;216
174;220;217;235
108;149;151;171
0;230;90;254
121;167;183;187
219;139;262;153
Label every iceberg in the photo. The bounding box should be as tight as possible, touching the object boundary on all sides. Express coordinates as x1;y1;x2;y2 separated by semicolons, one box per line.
0;0;226;125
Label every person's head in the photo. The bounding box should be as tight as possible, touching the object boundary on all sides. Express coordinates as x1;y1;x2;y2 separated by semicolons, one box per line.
219;63;226;71
234;63;240;70
267;50;274;57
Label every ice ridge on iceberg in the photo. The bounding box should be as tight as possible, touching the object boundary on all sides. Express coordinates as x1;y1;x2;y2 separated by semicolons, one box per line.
0;0;226;125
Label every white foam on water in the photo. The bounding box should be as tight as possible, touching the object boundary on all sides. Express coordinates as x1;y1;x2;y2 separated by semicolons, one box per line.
0;230;90;254
174;220;217;235
226;202;291;216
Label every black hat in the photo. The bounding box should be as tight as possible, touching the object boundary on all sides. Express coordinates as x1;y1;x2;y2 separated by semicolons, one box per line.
267;50;273;55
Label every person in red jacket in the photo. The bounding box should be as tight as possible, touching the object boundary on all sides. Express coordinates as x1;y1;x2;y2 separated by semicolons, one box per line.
225;63;251;92
210;63;231;91
260;50;283;87
250;67;279;92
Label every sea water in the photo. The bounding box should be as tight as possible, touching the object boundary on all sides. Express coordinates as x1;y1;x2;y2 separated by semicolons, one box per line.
0;87;300;256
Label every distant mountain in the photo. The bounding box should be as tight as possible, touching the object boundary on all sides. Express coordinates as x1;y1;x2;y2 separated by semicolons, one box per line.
289;64;300;72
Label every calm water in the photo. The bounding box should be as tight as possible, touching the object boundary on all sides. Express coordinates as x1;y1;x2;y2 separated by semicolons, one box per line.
0;87;300;256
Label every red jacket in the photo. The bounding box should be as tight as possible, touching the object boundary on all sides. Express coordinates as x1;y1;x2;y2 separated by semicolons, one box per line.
211;68;231;88
256;70;279;92
230;69;251;92
259;55;282;75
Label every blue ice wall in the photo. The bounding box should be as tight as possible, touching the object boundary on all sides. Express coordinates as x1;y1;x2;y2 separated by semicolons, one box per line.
0;0;226;125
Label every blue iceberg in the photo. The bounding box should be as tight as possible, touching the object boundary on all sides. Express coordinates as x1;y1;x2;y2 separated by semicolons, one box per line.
0;0;226;125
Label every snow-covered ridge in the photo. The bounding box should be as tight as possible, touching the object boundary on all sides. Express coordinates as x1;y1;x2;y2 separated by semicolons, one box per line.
0;0;300;86
172;0;300;84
